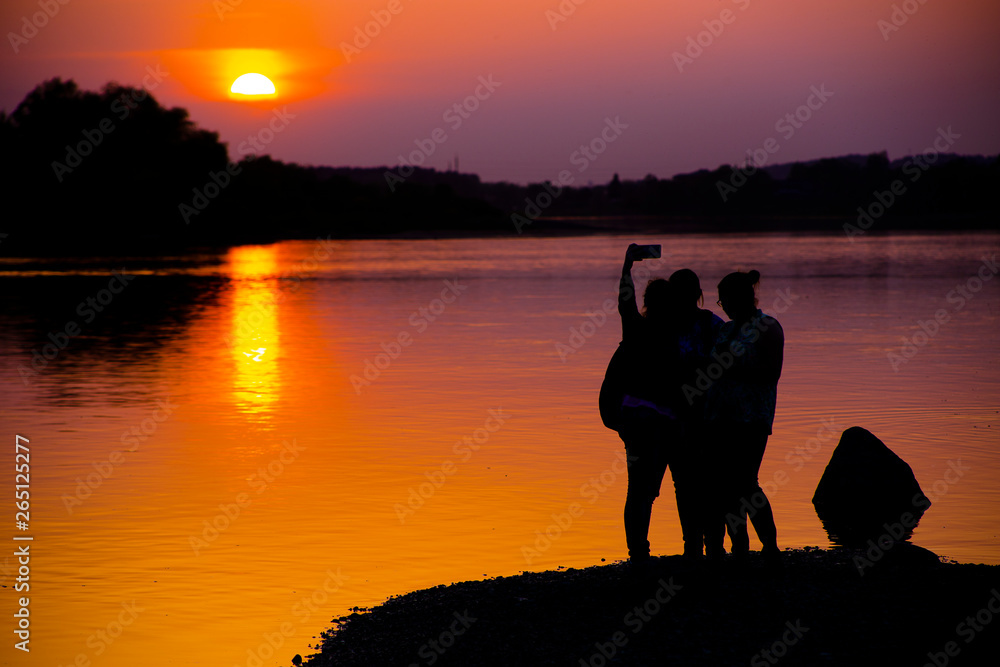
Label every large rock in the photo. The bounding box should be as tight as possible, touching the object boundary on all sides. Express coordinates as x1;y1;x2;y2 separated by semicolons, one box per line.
812;427;931;547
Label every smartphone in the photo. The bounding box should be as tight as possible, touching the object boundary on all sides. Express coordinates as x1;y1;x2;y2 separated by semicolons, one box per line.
633;244;661;260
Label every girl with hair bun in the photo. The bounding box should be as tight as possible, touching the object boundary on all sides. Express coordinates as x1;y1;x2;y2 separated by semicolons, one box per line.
706;269;784;559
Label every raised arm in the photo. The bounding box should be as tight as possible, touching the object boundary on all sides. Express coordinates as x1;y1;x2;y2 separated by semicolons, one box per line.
619;244;640;336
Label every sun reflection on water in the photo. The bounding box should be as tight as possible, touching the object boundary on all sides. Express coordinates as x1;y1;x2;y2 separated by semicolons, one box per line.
227;245;282;420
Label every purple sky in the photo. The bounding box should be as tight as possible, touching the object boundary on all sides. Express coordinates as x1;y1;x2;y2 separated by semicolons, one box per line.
2;0;998;183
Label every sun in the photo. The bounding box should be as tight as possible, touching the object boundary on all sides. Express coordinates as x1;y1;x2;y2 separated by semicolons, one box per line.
230;73;276;96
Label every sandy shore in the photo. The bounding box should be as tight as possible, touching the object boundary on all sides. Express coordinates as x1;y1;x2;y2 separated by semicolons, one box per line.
300;547;999;667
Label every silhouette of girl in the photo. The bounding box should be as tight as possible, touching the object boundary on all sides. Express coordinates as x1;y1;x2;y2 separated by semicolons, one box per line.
616;244;681;567
706;270;783;558
667;269;724;559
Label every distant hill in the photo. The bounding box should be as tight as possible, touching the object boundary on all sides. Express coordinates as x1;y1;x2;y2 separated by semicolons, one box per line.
760;153;875;181
758;152;996;180
2;78;997;256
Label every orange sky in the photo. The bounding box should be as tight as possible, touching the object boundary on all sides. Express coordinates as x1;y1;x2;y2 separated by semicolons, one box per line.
2;0;998;183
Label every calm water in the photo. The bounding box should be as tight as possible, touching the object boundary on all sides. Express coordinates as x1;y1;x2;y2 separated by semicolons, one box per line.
1;232;998;666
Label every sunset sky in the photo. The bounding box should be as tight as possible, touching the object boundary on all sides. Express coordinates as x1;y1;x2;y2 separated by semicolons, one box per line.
2;0;998;184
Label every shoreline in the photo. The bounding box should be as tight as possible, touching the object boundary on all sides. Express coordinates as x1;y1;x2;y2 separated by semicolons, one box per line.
2;220;997;261
302;547;1000;666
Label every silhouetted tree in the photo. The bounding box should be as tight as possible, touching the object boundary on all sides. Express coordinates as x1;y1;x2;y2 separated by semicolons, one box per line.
608;173;622;201
1;78;996;255
1;78;229;253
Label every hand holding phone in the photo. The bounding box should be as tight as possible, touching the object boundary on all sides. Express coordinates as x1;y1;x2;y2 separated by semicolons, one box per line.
629;244;661;261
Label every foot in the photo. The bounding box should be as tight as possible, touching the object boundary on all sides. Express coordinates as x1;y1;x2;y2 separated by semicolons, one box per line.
626;554;654;581
627;550;650;569
762;545;782;562
682;545;704;561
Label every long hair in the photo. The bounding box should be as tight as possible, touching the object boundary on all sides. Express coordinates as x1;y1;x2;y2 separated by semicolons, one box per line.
669;268;703;308
642;278;673;320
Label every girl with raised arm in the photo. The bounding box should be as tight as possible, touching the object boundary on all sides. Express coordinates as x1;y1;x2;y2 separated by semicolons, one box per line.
614;244;681;567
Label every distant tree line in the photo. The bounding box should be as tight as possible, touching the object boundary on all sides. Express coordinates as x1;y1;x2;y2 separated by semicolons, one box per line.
1;79;996;255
